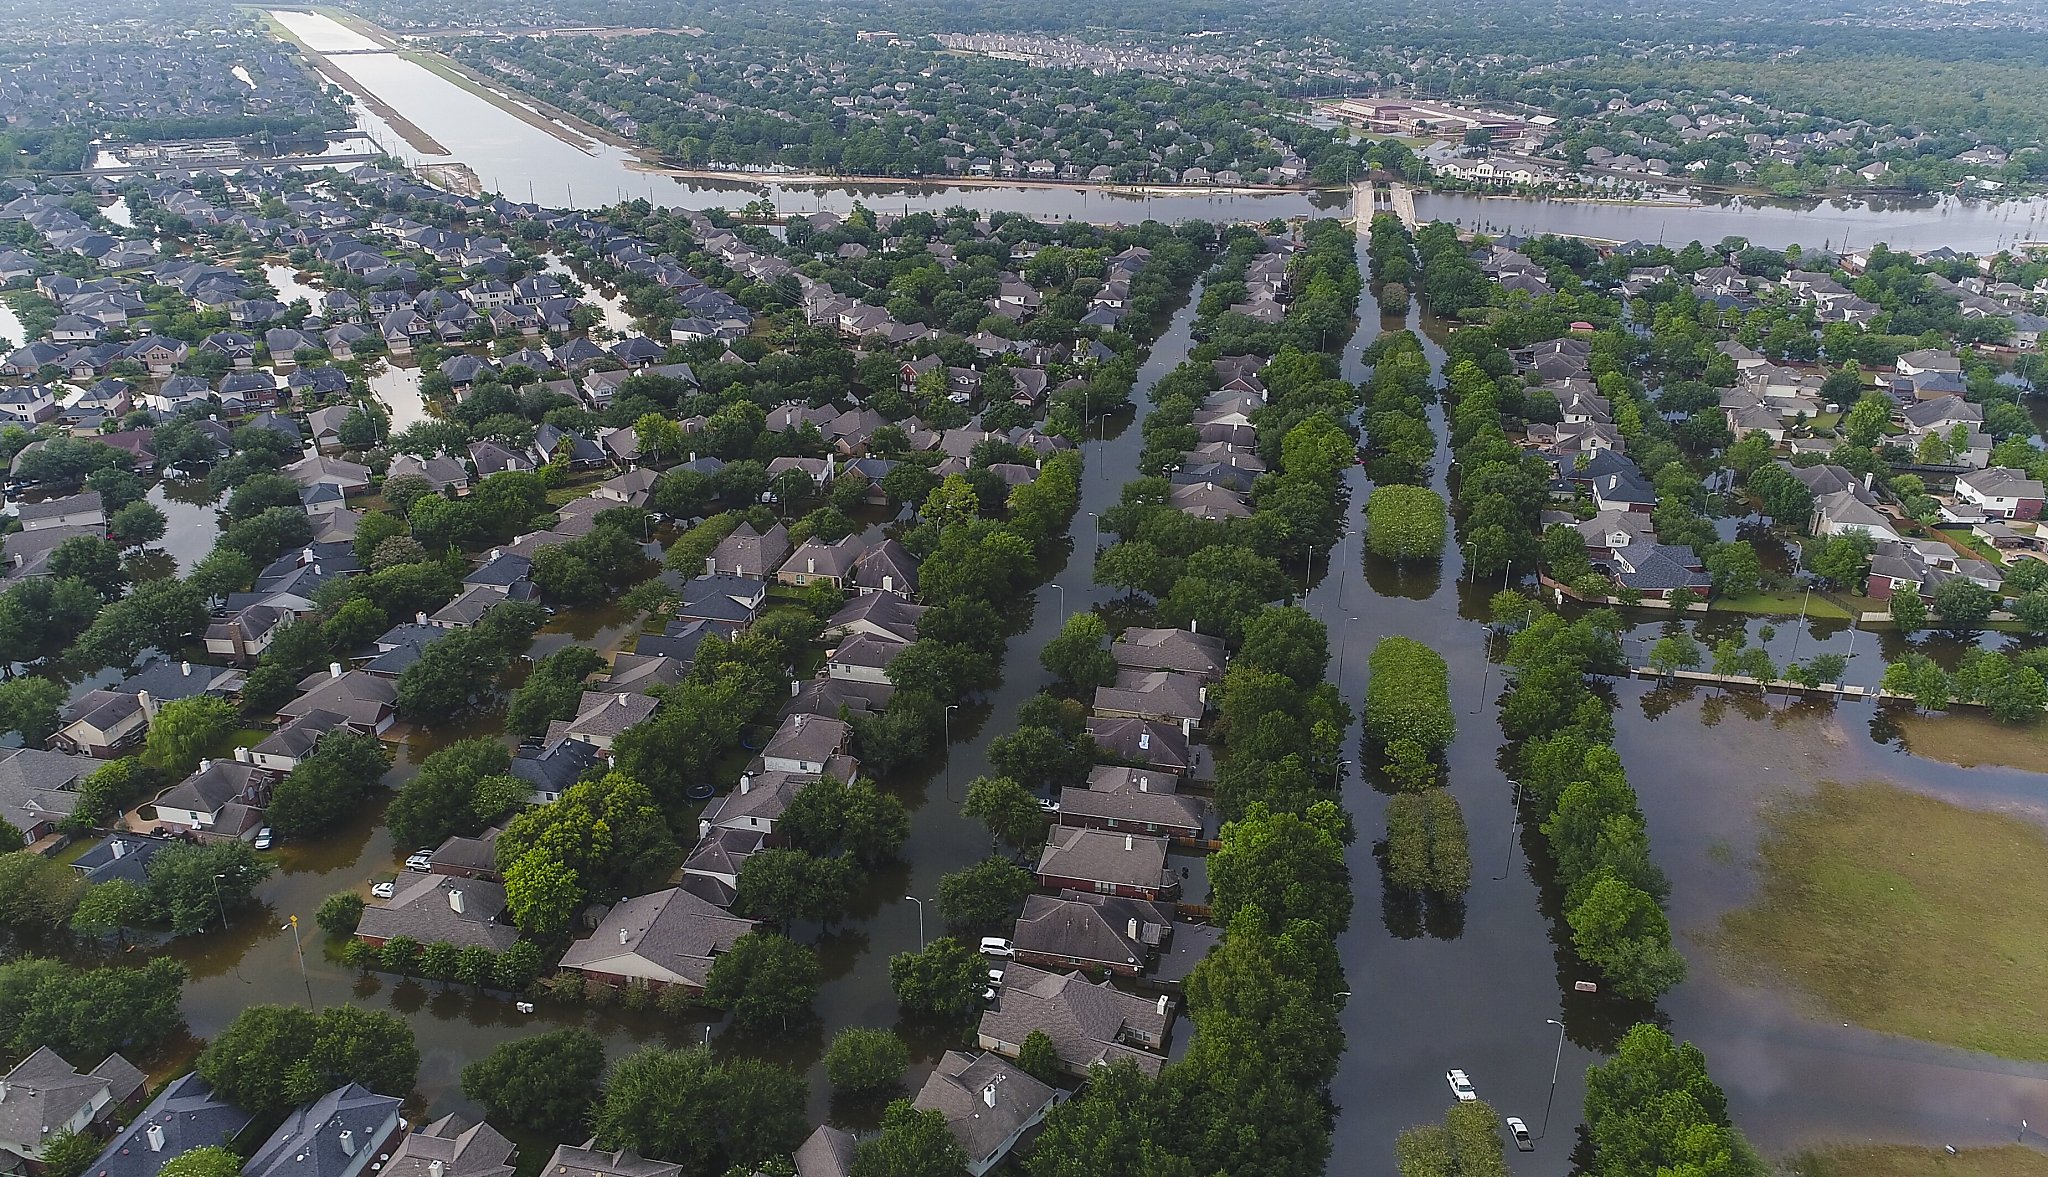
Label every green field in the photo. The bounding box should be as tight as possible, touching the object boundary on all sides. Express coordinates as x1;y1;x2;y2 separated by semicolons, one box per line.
1717;781;2048;1061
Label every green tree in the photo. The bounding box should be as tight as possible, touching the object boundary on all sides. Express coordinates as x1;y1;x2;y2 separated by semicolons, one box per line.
387;738;512;848
69;879;150;940
824;1027;909;1096
1703;542;1762;598
143;696;239;775
461;1027;607;1139
316;891;365;937
888;937;983;1023
504;851;582;935
593;1047;806;1177
0;956;187;1062
505;646;606;736
852;1102;968;1177
1647;634;1704;677
936;856;1035;933
1930;578;1995;635
1364;637;1454;754
0;851;85;928
1039;611;1117;688
1889;587;1927;633
1566;875;1688;1001
157;1148;242;1177
40;1129;109;1177
1017;1029;1061;1084
147;840;273;935
1365;485;1449;561
962;774;1051;855
268;731;391;836
703;931;820;1032
198;1004;420;1115
1583;1024;1759;1177
1212;801;1352;935
0;675;66;745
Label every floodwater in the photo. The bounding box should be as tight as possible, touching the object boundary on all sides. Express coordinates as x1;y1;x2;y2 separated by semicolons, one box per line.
370;363;433;431
263;263;326;309
144;478;225;576
542;254;635;336
265;9;2048;252
0;299;24;350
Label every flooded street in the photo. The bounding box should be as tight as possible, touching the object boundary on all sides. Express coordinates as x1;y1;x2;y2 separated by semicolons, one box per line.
144;479;225;576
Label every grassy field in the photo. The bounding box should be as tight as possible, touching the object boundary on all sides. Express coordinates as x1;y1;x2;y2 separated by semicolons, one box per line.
1716;780;2048;1061
1710;589;1853;619
1789;1145;2048;1177
1894;710;2048;773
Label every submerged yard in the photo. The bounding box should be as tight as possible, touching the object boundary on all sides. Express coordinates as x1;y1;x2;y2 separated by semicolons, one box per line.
1717;780;2048;1062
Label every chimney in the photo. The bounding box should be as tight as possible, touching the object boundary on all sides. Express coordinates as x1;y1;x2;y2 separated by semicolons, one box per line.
111;839;128;859
791;679;802;697
181;661;192;676
138;688;151;715
1157;994;1170;1016
1138;732;1150;751
1124;834;1134;851
417;611;428;625
449;890;464;915
430;1163;444;1177
199;759;212;773
807;558;816;573
882;575;895;593
616;692;628;706
338;1131;355;1157
1127;917;1139;940
982;1083;998;1109
1181;717;1193;737
739;773;752;795
619;927;630;945
302;548;315;565
234;746;250;764
329;662;343;680
1137;776;1149;793
146;1123;166;1153
1188;619;1197;633
698;819;710;839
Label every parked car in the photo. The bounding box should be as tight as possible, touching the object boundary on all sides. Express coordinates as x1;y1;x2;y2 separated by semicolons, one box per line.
1037;798;1060;813
982;985;999;1002
1505;1117;1533;1151
253;827;273;850
404;849;434;871
979;937;1014;957
370;881;395;899
1446;1070;1477;1102
987;968;1005;985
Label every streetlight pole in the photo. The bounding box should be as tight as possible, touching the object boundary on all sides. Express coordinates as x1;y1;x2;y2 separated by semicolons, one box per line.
285;916;313;1008
1540;1018;1567;1140
1053;582;1066;624
1494;780;1524;880
211;873;228;931
903;896;926;948
1335;616;1359;686
1333;758;1349;791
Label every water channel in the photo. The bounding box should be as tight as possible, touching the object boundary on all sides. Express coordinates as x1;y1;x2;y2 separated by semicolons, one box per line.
267;9;2048;254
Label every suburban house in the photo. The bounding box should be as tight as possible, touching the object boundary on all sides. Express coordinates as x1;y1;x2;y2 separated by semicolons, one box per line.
1010;890;1175;977
86;1074;253;1177
1956;467;2045;520
16;490;104;532
791;1126;857;1177
776;536;865;589
1036;827;1178;902
70;833;176;885
1109;626;1227;682
761;713;851;776
277;668;399;735
0;748;94;842
1810;489;1905;545
382;1115;517;1177
1056;765;1212;843
700;771;809;839
543;691;657;752
52;659;237;757
1090;671;1206;730
704;522;790;579
243;1085;404;1177
149;757;268;837
557;887;758;993
977;964;1174;1077
355;871;520;953
1083;718;1206;779
0;1048;146;1162
427;827;504;881
541;1143;681;1177
910;1052;1060;1177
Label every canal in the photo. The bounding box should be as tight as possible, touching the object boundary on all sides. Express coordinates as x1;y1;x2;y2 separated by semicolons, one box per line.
267;9;2048;253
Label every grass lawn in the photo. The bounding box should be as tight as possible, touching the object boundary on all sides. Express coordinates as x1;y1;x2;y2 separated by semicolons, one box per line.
1893;709;2048;773
1716;780;2048;1061
1789;1145;2048;1177
1710;589;1852;619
